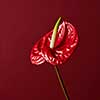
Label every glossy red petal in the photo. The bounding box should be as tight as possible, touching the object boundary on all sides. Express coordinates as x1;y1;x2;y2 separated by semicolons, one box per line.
30;21;78;65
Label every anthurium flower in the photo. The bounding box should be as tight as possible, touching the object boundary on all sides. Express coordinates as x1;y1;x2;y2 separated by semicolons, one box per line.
30;18;78;65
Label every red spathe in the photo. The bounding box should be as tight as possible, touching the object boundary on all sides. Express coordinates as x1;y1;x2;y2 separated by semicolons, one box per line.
30;20;78;65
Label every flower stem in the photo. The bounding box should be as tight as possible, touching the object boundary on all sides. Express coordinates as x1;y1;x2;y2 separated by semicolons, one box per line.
54;65;69;100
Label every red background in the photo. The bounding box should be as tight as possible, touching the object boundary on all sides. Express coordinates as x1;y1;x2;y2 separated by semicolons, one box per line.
0;0;98;100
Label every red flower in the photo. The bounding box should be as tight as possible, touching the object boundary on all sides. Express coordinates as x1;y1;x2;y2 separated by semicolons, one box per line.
30;20;78;65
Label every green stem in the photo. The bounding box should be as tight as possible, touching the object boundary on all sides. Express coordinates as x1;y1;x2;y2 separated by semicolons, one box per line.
54;66;69;100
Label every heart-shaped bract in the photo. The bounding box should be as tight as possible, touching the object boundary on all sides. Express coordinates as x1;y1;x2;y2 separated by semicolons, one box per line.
30;20;78;65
